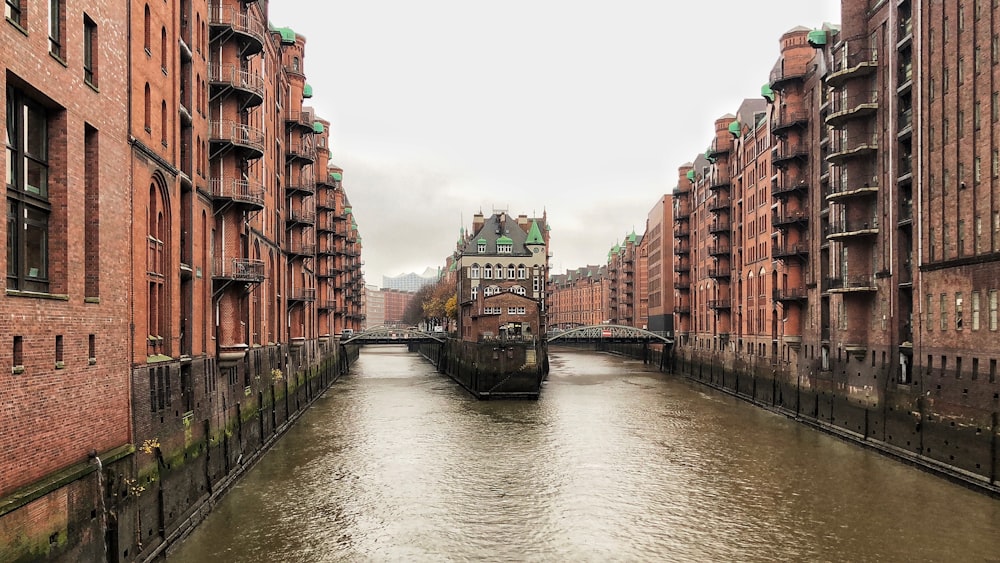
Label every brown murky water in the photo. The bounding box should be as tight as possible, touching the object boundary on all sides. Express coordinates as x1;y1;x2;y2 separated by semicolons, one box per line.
171;347;1000;562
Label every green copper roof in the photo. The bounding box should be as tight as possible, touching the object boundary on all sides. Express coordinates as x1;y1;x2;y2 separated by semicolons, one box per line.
728;120;741;137
808;29;827;47
497;235;514;245
449;261;457;272
761;83;774;102
275;26;296;44
686;169;696;181
345;206;352;213
477;237;487;244
313;122;324;134
526;220;544;244
303;84;313;98
627;231;638;244
331;172;343;181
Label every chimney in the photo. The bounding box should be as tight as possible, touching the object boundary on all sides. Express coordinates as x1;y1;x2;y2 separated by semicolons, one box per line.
472;212;485;235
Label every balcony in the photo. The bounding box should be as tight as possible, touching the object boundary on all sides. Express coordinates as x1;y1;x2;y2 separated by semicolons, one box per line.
709;220;731;234
286;208;315;226
773;287;808;302
315;193;336;210
210;178;264;211
208;6;265;58
827;175;879;202
286;142;317;163
769;61;807;89
317;299;338;310
898;61;913;94
674;225;690;238
825;275;877;293
209;121;264;160
771;174;808;198
675;241;690;255
771;109;809;136
286;174;315;195
208;64;264;108
825;41;878;88
285;109;314;131
827;219;879;240
708;171;731;191
772;141;808;167
708;299;732;310
826;91;879;127
707;138;730;159
827;132;878;164
674;262;691;273
316;213;336;233
674;280;691;291
708;267;731;280
675;207;691;221
708;196;731;213
213;258;265;282
772;209;809;229
772;240;810;259
674;304;692;315
286;242;316;257
288;288;316;303
897;108;913;140
708;242;730;257
897;16;913;49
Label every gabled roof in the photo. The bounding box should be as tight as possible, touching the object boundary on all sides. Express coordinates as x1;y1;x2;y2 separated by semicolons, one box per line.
461;212;533;257
526;220;544;244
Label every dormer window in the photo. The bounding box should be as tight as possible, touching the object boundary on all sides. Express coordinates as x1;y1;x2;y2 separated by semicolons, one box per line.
497;243;512;254
478;242;486;253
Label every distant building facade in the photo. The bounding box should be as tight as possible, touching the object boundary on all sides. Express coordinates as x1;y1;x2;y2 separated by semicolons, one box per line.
549;265;611;328
383;268;439;292
455;211;550;341
646;195;676;335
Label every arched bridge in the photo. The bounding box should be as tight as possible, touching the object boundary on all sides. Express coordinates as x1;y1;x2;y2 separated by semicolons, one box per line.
546;324;673;345
340;326;447;346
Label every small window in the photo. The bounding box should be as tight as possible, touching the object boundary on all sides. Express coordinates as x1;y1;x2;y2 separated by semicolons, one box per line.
6;0;23;26
55;335;64;367
84;15;98;86
49;0;65;59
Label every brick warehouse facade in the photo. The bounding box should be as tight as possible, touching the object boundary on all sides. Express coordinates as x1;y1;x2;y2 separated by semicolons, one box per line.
2;1;365;561
671;1;1000;491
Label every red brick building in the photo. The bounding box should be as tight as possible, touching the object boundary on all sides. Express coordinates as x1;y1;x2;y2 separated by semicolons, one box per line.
645;195;675;335
1;0;131;559
608;231;646;328
668;0;1000;485
382;288;415;327
548;265;610;329
2;1;366;559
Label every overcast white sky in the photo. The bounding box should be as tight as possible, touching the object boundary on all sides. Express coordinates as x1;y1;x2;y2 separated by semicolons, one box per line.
267;1;841;286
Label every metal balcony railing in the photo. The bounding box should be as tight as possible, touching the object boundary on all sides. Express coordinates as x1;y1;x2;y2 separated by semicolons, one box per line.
214;258;265;282
208;64;264;103
210;120;265;156
210;178;264;208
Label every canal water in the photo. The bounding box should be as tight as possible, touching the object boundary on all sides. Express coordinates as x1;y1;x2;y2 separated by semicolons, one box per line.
171;347;1000;562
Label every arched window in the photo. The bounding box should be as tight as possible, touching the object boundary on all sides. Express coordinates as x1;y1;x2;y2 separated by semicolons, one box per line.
483;264;492;279
147;179;169;351
143;4;151;52
470;264;480;279
507;264;515;279
293;56;300;72
161;27;167;71
517;265;526;279
143;83;151;131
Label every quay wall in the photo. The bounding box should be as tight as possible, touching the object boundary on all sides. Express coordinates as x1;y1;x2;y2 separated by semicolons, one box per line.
0;341;357;563
599;343;1000;496
419;339;547;399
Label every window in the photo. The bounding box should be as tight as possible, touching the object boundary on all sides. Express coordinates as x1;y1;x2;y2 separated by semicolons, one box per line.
470;286;477;300
956;293;964;330
477;242;486;253
49;0;64;59
940;294;948;330
6;0;22;26
508;307;517;315
972;291;981;330
147;180;168;351
55;334;63;366
88;334;96;363
160;26;167;72
84;16;97;86
160;100;167;144
506;265;515;279
470;264;479;279
926;293;934;329
143;4;151;53
497;243;512;254
6;88;52;293
991;290;998;330
84;124;99;297
143;83;151;131
517;265;526;279
483;264;492;279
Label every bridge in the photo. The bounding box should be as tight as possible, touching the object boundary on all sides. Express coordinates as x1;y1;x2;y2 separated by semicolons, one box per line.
546;324;672;345
340;326;447;345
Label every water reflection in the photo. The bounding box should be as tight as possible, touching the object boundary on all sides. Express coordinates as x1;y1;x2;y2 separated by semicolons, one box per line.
172;347;1000;562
